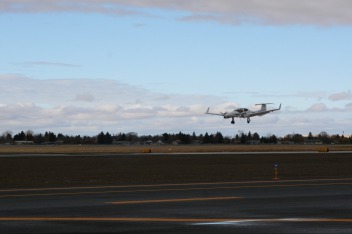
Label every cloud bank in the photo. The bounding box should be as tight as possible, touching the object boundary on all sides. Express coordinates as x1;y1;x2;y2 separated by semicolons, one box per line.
1;74;351;136
329;90;352;101
0;75;226;135
1;0;352;26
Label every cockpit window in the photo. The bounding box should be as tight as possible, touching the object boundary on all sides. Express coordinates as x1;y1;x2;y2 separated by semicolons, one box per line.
235;108;248;112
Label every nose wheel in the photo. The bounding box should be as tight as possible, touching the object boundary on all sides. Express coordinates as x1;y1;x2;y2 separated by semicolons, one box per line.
231;118;235;124
247;118;250;123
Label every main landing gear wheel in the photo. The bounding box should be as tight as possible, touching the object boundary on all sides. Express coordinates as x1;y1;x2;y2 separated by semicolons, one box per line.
247;118;250;123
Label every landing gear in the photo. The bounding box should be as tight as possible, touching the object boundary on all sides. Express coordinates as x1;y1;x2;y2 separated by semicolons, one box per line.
247;118;250;123
231;118;235;124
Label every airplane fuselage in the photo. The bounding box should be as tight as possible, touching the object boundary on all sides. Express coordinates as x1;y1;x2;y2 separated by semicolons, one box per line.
223;108;255;119
206;103;281;125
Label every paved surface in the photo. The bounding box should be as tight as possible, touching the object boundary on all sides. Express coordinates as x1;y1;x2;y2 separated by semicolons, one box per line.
1;178;352;233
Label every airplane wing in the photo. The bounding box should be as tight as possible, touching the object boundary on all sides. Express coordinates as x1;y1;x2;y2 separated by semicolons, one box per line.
205;107;224;116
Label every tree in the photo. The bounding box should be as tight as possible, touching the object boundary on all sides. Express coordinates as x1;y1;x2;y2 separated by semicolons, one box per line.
105;132;113;144
26;130;34;141
34;133;44;144
318;131;331;144
1;131;12;143
234;134;240;143
252;132;260;140
240;133;247;144
270;134;278;144
74;135;83;144
223;136;232;144
308;132;314;140
119;133;126;141
97;132;106;144
214;132;224;144
44;131;57;142
247;131;252;140
292;134;304;144
126;132;138;142
162;133;170;143
13;131;26;141
176;131;191;144
260;134;278;144
192;132;197;142
203;132;210;144
96;132;112;144
57;133;64;141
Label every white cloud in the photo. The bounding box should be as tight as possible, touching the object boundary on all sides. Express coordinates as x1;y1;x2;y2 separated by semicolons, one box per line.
329;90;352;101
18;61;81;68
307;103;328;112
1;74;351;136
1;0;352;26
0;74;226;135
306;102;352;112
346;103;352;111
75;94;95;102
253;91;327;100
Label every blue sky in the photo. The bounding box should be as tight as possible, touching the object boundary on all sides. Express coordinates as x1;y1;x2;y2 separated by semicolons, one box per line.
1;1;352;137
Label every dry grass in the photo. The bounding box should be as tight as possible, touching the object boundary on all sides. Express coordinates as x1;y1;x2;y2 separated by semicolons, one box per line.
0;144;351;154
1;144;351;188
1;152;352;188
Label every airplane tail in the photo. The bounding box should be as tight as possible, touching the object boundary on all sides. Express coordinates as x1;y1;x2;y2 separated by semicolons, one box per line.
260;104;267;111
256;103;274;111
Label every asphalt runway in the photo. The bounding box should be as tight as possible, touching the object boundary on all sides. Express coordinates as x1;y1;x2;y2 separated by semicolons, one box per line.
1;178;352;233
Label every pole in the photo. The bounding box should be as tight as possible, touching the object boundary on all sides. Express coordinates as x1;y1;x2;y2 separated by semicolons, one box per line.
273;163;279;180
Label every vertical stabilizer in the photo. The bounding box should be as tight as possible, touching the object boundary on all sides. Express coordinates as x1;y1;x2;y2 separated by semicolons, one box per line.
255;103;274;111
260;104;267;111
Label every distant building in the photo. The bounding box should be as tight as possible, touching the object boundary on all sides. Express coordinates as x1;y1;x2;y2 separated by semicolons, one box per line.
172;140;181;145
14;141;34;145
304;139;323;145
113;141;131;146
192;140;203;145
247;140;260;145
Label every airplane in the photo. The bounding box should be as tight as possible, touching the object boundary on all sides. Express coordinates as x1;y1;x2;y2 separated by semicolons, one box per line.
205;103;281;124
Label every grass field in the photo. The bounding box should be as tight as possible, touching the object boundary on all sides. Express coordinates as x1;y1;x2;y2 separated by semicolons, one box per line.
0;151;352;188
0;144;351;154
1;144;351;189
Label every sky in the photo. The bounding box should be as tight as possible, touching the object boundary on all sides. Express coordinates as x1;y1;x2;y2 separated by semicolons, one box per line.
1;0;352;138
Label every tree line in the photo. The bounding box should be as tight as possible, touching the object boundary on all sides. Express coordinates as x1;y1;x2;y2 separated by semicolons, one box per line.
1;130;351;145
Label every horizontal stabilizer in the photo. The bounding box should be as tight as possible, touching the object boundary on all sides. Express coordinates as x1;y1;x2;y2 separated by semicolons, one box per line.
255;103;274;106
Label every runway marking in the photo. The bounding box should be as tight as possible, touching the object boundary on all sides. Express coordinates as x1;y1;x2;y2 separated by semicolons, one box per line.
1;181;352;198
1;177;352;193
1;217;352;223
106;196;242;205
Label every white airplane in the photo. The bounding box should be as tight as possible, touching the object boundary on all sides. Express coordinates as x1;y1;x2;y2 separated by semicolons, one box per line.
205;103;281;124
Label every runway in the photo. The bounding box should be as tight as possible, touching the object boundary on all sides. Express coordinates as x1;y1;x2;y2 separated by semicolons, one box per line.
1;178;352;233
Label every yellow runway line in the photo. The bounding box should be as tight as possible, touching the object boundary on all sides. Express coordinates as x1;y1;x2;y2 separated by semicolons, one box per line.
2;178;352;193
1;181;352;199
107;196;242;205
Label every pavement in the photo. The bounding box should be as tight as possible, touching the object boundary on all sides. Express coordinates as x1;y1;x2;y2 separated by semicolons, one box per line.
1;177;352;233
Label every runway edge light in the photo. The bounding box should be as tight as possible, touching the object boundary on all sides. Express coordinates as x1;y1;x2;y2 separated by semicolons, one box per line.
273;163;279;180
